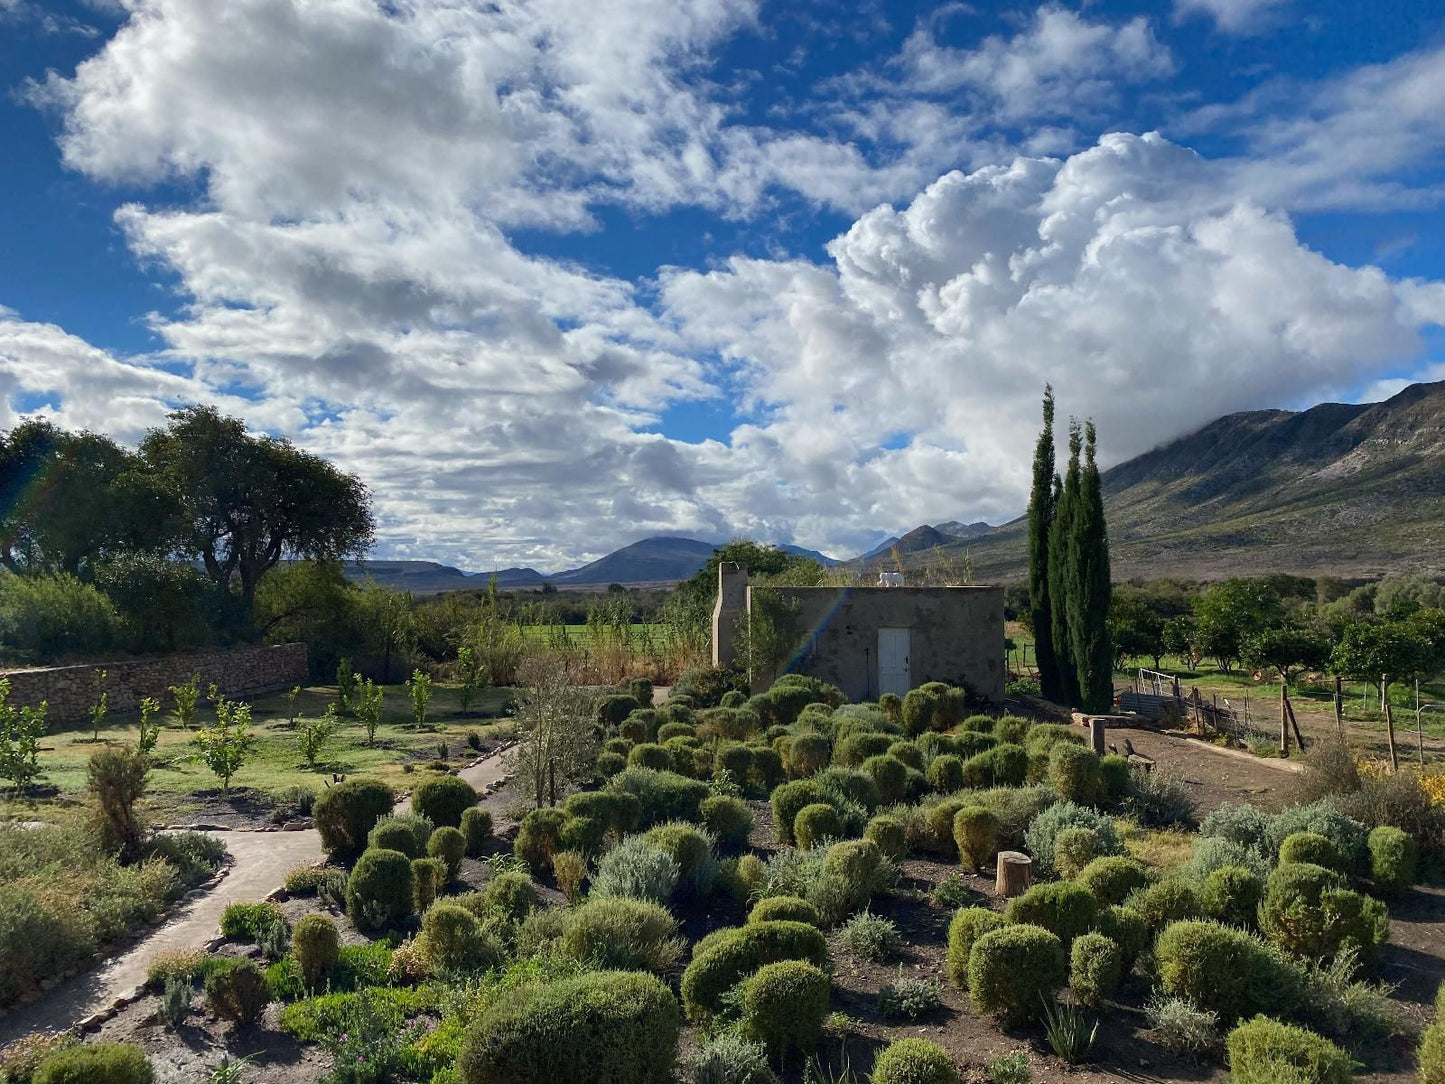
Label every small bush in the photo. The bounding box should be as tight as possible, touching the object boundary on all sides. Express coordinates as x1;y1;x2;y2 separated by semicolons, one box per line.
592;834;680;904
953;806;1000;873
1099;754;1130;800
871;1038;960;1084
1200;802;1271;850
428;825;467;881
514;808;567;873
967;924;1067;1023
975;784;1057;849
865;815;907;860
610;767;710;827
482;871;536;922
1367;826;1416;897
1146;995;1220;1056
1048;744;1101;805
461;807;493;857
739;959;830;1064
862;755;909;806
1226;1015;1354;1084
412;856;446;912
681;921;828;1020
346;848;414;933
986;1051;1031;1084
701;795;753;850
878;968;944;1022
1127;879;1203;933
750;896;822;926
1265;802;1368;873
32;1043;153;1084
837;910;900;961
1280;831;1347;873
1155;920;1302;1022
158;975;191;1028
314;779;394;857
1023;801;1121;879
629;743;674;771
458;969;679;1084
888;741;925;770
1070;932;1121;1006
204;959;269;1026
292;914;340;989
795;803;844;850
556;896;682;972
685;1033;779;1084
1259;862;1388;961
1200;865;1264;928
1420;1020;1445;1084
420;903;499;973
1076;856;1151;906
412;776;479;828
963;744;1029;788
924;754;965;793
1053;827;1102;880
367;813;433;858
1095;905;1149;973
945;907;1008;988
1005;882;1097;947
220;901;285;942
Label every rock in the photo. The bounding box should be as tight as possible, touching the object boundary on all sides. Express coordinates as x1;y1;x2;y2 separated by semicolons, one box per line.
282;818;313;831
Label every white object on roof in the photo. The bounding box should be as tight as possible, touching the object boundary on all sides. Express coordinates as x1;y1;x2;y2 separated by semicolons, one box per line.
877;571;904;587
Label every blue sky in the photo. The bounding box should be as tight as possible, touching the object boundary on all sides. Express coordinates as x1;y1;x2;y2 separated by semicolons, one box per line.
1;0;1443;570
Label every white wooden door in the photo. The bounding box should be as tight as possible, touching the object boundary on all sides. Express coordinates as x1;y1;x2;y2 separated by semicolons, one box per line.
877;628;911;698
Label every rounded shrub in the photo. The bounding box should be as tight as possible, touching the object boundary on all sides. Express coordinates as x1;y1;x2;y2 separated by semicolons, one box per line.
292;913;340;989
1053;826;1102;880
1259;862;1388;961
715;742;755;783
749;896;822;926
421;903;498;973
959;713;996;734
834;732;893;768
945;907;1007;988
739;959;830;1063
922;797;970;859
482;871;536;922
644;822;714;886
428;825;467;881
597;751;628;778
865;815;907;861
1070;931;1122;1006
952;806;1000;873
1004;882;1098;947
1226;1016;1353;1084
962;744;1028;788
1048;744;1102;806
560;896;681;972
749;747;786;792
795;803;844;850
411;776;478;828
563;791;642;835
346;848;415;933
967;924;1067;1023
33;1043;153;1084
628;743;673;771
1095;904;1149;973
1155;920;1302;1022
591;835;681;904
657;721;696;743
203;959;269;1026
1076;856;1151;906
888;741;925;771
461;807;493;857
601;695;644;729
681;921;829;1021
770;779;824;845
925;754;965;794
1127;879;1204;933
814;766;880;812
701;795;754;850
1099;754;1131;800
314;778;394;856
368;814;432;858
412;856;445;913
1200;865;1264;928
994;715;1031;744
787;733;831;777
609;767;710;826
1420;1019;1445;1084
514;808;568;873
870;1038;959;1084
1279;831;1347;873
458;969;679;1084
863;755;909;806
1367;825;1417;897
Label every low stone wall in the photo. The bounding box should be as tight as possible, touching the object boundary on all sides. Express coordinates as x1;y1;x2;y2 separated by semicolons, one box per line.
1;643;309;723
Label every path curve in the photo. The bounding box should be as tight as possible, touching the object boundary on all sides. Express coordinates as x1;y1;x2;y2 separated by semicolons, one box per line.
0;747;515;1049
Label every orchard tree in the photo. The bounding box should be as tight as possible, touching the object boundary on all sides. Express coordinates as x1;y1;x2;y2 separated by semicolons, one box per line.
1192;578;1288;671
1331;619;1434;710
140;407;374;623
1109;590;1167;669
1242;626;1332;685
1162;615;1202;670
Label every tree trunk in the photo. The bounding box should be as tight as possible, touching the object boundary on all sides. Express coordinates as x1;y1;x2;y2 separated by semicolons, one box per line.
995;851;1032;898
1280;684;1289;757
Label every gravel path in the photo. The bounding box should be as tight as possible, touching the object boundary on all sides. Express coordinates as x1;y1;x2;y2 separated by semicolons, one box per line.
0;747;515;1048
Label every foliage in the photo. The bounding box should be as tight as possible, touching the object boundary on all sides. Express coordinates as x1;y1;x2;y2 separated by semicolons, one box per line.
837;910;900;961
591;834;681;904
1053;826;1102;880
1200;802;1271;851
967;924;1067;1023
795;803;844;850
1023;800;1121;878
367;814;433;859
314;779;395;857
0;680;47;793
1226;1016;1355;1084
1070;932;1122;1005
514;656;601;810
405;669;433;730
1041;998;1099;1064
878;968;944;1022
220;901;286;942
169;673;201;730
31;1043;153;1084
293;913;341;989
751;895;823;926
739;959;831;1064
458;970;680;1084
681;920;829;1021
87;744;150;860
1145;995;1220;1056
1264;802;1368;872
346;848;414;933
0;571;121;660
986;1051;1031;1084
700;794;753;850
1005;882;1098;947
1047;420;1082;706
1258;862;1388;962
411;776;478;828
1421;1020;1445;1084
297;705;339;769
1127;879;1204;933
945;907;1008;989
1049;742;1101;808
1155;920;1302;1022
870;1038;961;1084
204;959;270;1026
1076;855;1151;906
1366;825;1416;896
1028;384;1063;703
865;815;907;861
419;903;498;973
558;896;682;972
1200;865;1265;928
1279;831;1347;873
190;696;256;793
157;976;192;1029
427;826;467;881
952;806;1000;873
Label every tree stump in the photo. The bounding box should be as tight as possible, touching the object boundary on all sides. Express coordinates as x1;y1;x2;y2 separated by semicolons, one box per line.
995;851;1032;898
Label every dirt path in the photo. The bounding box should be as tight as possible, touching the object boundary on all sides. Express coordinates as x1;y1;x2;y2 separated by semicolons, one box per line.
1110;726;1301;812
0;747;515;1049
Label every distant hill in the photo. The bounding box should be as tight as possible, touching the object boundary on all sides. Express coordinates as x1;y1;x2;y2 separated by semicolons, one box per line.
888;380;1445;582
935;520;993;539
343;561;545;593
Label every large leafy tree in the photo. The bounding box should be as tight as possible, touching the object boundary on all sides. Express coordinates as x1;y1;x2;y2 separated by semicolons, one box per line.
1332;618;1435;709
1191;578;1287;671
1067;422;1114;713
1047;421;1082;707
1026;385;1062;701
1242;625;1332;686
140;407;374;620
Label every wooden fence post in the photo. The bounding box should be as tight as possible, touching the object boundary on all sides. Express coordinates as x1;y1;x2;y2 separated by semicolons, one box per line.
1280;684;1289;757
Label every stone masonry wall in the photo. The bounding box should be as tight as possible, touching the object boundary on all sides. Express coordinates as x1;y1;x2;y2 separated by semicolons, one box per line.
0;643;309;724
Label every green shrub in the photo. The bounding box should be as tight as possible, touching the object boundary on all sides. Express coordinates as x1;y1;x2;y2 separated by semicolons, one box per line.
749;896;822;926
715;743;755;783
1201;802;1271;850
482;871;536;922
813;766;880;814
559;896;682;972
1367;826;1416;897
514;808;568;873
292;914;340;989
888;741;925;770
794;803;843;850
1048;744;1102;806
1279;831;1347;873
204;959;269;1025
953;806;1000;873
1022;801;1121;879
739;960;830;1063
838;910;900;961
1259;862;1388;962
609;767;710;826
1127;879;1204;933
412;856;446;912
1076;856;1151;906
1005;882;1097;947
1099;754;1130;800
681;921;829;1020
1025;723;1085;758
1200;865;1264;928
925;754;965;793
1419;1020;1445;1084
1226;1015;1354;1084
1070;932;1121;1006
428;826;467;881
993;715;1031;744
461;807;493;857
865;815;907;860
685;1033;778;1084
749;747;786;792
596;751;627;778
834;732;893;767
657;721;695;743
922;797;969;859
967;924;1067;1023
975;784;1057;849
421;903;501;973
787;733;831;777
945;907;1007;988
863;755;909;806
963;744;1028;788
1265;803;1368;873
1094;905;1149;973
960;714;996;734
458;969;679;1084
629;743;673;771
367;814;433;858
219;901;285;942
32;1042;152;1084
643;822;714;885
701;795;753;850
871;1038;960;1084
592;835;681;904
1155;920;1302;1022
314;779;394;856
600;694;642;728
346;848;414;933
1053;827;1102;880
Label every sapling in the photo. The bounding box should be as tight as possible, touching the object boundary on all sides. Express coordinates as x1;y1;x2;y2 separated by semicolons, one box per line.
169;673;201;729
287;685;302;725
193;697;256;793
0;678;47;793
336;657;356;717
457;645;482;715
406;669;433;730
355;678;385;746
298;705;338;770
89;669;109;743
137;696;162;756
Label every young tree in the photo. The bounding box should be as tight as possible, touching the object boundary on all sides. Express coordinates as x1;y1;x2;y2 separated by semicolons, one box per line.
1027;385;1063;701
355;579;416;682
192;697;256;793
170;673;201;729
406;669;433;730
297;705;338;770
513;655;599;809
1068;421;1114;713
137;696;162;756
1047;422;1083;706
88;744;149;859
88;669;109;743
355;678;385;746
456;644;483;714
0;679;47;793
335;657;356;716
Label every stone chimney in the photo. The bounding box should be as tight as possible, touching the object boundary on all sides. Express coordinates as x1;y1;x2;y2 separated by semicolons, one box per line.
711;562;747;669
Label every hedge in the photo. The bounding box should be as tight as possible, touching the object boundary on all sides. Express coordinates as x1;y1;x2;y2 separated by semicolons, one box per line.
681;921;828;1021
314;779;394;856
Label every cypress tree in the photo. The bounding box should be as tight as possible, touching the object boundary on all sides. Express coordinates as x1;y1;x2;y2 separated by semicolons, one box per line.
1069;421;1114;713
1027;385;1062;700
1048;420;1082;707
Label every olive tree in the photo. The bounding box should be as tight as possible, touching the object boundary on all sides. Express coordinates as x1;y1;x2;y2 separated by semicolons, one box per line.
513;655;598;809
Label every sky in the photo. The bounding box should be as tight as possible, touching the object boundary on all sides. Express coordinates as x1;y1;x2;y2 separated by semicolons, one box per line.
1;0;1443;573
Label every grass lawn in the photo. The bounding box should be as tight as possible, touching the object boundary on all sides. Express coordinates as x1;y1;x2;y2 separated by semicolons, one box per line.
0;682;520;823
